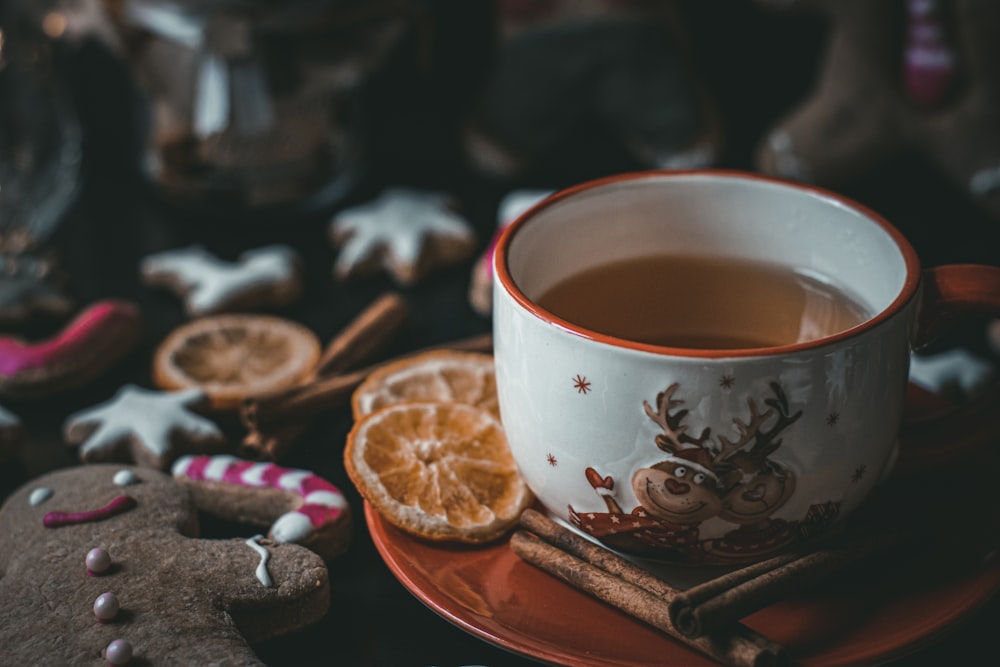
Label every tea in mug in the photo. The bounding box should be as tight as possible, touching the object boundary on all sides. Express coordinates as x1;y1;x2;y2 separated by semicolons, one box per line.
534;254;872;349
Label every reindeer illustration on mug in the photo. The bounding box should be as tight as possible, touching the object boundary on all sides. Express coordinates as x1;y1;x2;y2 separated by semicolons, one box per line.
570;381;834;563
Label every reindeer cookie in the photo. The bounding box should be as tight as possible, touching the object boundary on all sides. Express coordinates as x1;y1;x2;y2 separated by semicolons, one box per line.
0;464;332;665
141;244;303;317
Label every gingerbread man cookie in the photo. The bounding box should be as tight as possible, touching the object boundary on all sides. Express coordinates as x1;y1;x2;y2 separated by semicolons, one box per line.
329;188;477;286
0;300;141;398
64;385;226;470
0;464;332;665
173;454;352;562
141;244;303;317
754;0;1000;219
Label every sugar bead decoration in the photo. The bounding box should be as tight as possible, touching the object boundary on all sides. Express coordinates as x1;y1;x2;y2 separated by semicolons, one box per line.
94;592;120;622
105;639;132;665
86;547;111;575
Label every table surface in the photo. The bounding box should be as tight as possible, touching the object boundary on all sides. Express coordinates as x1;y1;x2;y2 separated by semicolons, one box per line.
4;3;1000;665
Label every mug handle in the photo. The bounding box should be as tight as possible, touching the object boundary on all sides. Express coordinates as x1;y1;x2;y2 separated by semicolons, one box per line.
896;264;1000;474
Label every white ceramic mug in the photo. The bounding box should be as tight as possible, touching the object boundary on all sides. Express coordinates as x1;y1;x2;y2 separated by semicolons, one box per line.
492;170;1000;565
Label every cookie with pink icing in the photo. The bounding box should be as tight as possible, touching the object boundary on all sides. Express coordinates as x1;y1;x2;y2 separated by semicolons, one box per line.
64;385;227;470
141;244;303;317
0;463;331;665
328;188;477;286
0;300;141;398
172;454;352;562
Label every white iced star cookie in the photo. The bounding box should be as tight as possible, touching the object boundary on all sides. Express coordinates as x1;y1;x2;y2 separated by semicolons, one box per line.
328;188;477;286
64;384;226;470
141;244;303;317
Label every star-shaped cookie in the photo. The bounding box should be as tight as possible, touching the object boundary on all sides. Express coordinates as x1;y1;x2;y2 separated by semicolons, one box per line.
141;244;303;317
64;384;226;470
328;188;477;286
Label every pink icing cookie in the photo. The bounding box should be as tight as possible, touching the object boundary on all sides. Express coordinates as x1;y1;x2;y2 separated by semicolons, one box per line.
172;454;351;562
0;300;141;398
141;244;303;317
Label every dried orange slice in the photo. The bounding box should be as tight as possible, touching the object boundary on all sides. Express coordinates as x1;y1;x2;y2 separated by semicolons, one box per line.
351;350;498;420
344;401;532;543
153;314;321;410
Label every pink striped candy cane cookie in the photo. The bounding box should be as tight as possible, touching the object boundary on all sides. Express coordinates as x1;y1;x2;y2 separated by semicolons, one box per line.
0;300;142;398
172;454;351;561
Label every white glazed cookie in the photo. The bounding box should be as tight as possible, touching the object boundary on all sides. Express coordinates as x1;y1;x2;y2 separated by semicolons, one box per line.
64;384;226;470
141;245;303;317
328;188;477;286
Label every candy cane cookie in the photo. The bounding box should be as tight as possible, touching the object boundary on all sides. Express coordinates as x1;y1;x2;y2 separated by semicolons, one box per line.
0;300;141;398
172;454;351;561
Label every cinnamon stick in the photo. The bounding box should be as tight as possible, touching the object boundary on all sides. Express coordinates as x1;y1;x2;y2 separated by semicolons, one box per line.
510;531;787;667
668;528;905;639
240;332;493;432
311;292;409;378
241;292;409;460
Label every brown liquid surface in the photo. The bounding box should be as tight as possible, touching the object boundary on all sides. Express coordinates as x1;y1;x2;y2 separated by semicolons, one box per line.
535;255;871;349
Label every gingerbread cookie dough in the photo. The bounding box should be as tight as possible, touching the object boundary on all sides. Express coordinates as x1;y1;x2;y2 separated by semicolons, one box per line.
0;464;331;665
141;244;303;317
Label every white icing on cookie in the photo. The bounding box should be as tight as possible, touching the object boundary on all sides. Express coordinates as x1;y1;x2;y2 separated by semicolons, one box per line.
113;469;140;486
0;404;20;430
141;244;301;316
329;188;475;283
64;385;225;465
29;487;53;506
270;512;313;544
245;535;273;587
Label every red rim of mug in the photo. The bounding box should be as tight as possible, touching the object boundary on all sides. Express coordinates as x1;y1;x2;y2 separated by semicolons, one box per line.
493;169;923;359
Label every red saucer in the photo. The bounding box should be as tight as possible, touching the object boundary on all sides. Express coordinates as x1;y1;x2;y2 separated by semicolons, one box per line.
366;503;1000;667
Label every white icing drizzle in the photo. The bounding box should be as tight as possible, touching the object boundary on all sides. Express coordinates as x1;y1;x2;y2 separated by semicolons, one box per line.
29;487;53;506
245;535;273;587
113;469;139;486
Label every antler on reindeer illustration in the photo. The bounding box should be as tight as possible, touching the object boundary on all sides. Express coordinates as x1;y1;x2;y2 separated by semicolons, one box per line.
720;382;802;473
642;383;712;452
